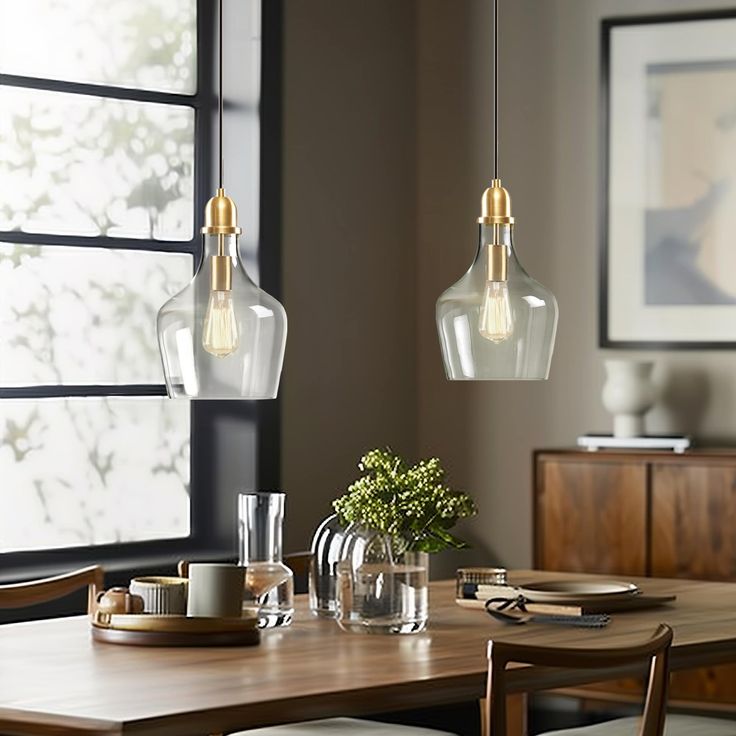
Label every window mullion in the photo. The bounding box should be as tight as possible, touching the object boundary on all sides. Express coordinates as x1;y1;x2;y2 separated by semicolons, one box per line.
0;73;202;108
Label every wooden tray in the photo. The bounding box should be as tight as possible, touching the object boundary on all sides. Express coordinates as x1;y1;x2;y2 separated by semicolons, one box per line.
91;614;260;647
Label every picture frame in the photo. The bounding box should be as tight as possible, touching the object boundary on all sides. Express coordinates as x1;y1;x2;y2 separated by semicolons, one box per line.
600;9;736;349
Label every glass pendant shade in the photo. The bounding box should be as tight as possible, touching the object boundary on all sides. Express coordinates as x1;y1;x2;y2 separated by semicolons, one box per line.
436;182;558;380
157;191;286;399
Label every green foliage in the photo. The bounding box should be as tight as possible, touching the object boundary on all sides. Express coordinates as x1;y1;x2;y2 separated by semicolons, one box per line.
333;448;477;554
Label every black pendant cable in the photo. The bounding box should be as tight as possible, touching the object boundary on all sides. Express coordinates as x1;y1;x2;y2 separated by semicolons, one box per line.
493;0;499;180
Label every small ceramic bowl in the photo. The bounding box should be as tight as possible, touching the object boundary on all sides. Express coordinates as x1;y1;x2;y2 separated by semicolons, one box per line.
129;576;188;615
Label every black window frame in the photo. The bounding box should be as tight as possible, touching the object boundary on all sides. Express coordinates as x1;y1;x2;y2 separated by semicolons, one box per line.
0;0;283;589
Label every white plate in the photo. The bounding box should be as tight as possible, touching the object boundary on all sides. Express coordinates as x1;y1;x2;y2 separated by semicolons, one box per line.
518;580;639;602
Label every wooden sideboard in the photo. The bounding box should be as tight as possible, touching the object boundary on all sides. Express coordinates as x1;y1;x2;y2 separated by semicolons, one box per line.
534;448;736;708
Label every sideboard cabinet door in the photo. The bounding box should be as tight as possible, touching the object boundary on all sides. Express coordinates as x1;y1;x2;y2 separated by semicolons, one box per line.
535;458;647;575
652;462;736;705
652;463;736;580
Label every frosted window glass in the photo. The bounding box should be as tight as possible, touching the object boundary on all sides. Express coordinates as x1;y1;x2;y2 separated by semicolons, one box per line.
0;244;192;386
0;0;196;94
0;87;195;240
0;399;190;553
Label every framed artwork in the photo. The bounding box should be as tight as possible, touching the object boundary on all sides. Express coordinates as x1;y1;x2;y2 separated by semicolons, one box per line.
601;10;736;349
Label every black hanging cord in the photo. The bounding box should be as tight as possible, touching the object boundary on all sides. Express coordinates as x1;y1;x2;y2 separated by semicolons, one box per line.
218;0;224;188
493;0;499;180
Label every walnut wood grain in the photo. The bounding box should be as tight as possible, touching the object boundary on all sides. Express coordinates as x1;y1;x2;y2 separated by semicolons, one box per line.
1;573;736;736
535;457;647;575
652;463;736;581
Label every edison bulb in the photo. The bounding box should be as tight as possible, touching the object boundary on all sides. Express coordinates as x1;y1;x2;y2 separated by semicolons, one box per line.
202;290;239;357
479;281;513;343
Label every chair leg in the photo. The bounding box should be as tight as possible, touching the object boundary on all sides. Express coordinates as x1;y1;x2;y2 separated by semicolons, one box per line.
506;693;528;736
481;691;527;736
480;697;488;736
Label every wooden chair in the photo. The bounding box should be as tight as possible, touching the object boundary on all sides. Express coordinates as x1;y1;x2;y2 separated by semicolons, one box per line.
487;624;734;736
233;627;677;736
486;624;672;736
0;565;104;615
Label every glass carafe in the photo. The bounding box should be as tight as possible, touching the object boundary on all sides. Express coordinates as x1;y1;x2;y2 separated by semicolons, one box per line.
238;491;294;628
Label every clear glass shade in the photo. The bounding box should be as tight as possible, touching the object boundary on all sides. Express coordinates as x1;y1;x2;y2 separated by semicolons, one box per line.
436;225;558;380
157;234;287;398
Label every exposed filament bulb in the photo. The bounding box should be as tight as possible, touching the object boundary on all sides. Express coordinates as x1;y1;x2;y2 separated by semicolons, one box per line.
203;289;239;357
479;280;513;342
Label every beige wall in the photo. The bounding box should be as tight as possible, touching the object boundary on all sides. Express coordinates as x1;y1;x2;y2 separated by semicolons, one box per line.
282;0;736;567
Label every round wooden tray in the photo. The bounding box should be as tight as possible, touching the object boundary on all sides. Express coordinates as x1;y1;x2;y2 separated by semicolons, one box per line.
91;614;261;647
92;625;260;647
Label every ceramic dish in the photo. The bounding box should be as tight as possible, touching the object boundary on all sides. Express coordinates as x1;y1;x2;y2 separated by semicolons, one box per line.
518;580;639;602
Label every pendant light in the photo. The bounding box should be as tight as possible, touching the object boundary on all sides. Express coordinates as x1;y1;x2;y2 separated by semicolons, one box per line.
157;0;287;399
436;0;557;380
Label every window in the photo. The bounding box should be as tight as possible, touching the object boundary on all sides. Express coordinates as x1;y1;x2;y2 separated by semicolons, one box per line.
0;0;281;582
0;1;204;561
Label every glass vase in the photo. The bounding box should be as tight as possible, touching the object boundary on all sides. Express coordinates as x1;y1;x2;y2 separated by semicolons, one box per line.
238;491;294;628
336;526;428;634
309;513;346;618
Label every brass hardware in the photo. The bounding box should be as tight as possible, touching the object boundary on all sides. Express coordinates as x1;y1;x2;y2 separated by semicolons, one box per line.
210;255;232;291
488;245;507;282
201;187;242;235
478;178;514;225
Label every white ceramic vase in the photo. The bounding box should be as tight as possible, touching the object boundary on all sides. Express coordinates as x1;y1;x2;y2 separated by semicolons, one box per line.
602;360;657;438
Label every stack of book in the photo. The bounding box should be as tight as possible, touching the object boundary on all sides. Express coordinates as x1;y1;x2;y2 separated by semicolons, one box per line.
457;582;590;615
576;434;691;453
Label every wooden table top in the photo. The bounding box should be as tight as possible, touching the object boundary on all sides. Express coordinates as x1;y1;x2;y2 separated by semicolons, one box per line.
2;570;736;736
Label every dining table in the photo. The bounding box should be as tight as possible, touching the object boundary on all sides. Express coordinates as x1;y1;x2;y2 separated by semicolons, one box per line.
1;569;736;736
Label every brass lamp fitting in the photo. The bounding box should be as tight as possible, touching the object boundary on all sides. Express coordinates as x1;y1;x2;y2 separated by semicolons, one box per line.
488;245;507;282
210;255;232;291
203;187;239;291
202;187;242;235
478;178;514;226
480;179;512;282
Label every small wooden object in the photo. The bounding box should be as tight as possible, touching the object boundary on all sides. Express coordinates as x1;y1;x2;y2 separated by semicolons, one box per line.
95;587;145;617
92;613;260;647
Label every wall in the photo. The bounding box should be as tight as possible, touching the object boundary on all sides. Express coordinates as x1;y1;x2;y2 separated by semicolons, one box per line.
281;0;736;567
280;1;418;550
415;0;736;574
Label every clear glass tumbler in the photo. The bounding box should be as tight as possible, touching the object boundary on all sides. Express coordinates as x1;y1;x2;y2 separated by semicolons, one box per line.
238;491;294;628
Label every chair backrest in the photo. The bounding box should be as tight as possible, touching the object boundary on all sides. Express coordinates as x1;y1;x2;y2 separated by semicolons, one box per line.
485;624;673;736
0;566;104;615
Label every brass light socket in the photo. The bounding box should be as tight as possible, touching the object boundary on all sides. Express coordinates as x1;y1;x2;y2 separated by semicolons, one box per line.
210;255;232;291
202;187;243;235
479;178;515;225
488;245;508;282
